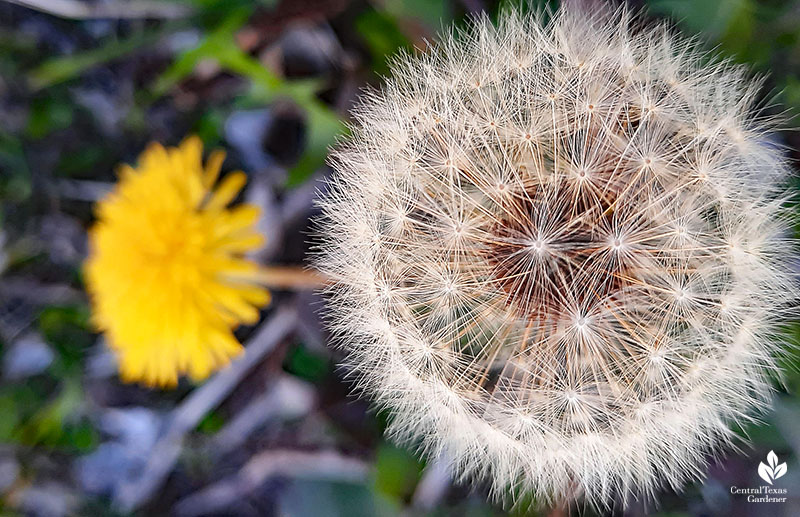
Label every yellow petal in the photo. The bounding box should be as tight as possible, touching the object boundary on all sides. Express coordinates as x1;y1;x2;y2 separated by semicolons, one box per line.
215;233;266;252
181;136;202;169
203;150;226;189
205;171;247;211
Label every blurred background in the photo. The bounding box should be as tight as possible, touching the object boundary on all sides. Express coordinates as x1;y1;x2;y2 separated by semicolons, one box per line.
0;0;799;515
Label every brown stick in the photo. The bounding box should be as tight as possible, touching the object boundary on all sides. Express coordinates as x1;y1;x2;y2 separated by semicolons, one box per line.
257;265;331;290
114;305;298;512
173;449;370;517
548;505;569;517
6;0;192;19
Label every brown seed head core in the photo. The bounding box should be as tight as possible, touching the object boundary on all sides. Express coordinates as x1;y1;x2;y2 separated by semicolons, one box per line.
484;179;626;324
478;108;645;330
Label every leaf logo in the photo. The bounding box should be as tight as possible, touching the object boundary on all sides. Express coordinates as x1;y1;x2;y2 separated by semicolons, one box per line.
758;450;787;485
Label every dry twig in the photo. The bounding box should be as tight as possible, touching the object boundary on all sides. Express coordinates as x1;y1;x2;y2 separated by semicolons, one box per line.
5;0;192;19
410;456;451;512
114;305;299;511
174;449;370;517
210;374;316;456
257;265;330;290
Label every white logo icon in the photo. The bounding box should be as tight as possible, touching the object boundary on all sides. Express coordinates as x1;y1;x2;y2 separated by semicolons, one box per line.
758;450;787;485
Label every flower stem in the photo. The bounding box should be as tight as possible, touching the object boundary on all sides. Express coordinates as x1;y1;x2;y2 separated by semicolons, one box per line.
256;265;329;290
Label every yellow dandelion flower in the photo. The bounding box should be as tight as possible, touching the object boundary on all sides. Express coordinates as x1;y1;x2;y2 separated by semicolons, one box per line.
84;136;271;387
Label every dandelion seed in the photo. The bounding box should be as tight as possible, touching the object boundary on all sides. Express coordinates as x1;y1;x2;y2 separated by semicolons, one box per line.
316;7;795;509
85;137;270;387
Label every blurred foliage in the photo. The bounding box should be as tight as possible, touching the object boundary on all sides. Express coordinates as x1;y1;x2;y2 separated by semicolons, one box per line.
283;342;330;383
650;0;800;116
196;410;225;434
373;443;423;501
355;10;412;76
28;26;174;90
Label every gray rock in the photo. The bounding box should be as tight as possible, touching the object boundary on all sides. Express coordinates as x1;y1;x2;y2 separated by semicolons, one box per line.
99;407;160;453
245;175;282;262
19;482;77;517
224;109;276;174
166;30;202;53
3;332;54;380
76;442;132;496
75;408;161;497
0;455;20;493
85;340;118;379
279;24;342;78
71;83;132;137
39;214;87;266
0;230;7;275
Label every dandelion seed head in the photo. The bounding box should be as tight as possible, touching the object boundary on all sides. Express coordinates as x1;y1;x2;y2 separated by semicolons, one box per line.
316;7;795;509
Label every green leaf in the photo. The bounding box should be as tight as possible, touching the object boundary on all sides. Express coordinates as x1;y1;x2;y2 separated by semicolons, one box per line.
38;305;92;371
0;133;32;203
283;343;330;383
736;418;787;450
648;0;748;39
355;9;411;77
717;0;759;62
16;377;83;446
373;443;423;501
781;76;800;114
28;27;175;90
286;103;344;187
63;420;99;452
280;479;390;517
194;108;227;147
380;0;451;32
55;145;108;178
0;394;21;442
26;95;74;140
152;5;342;186
197;410;225;434
152;7;254;96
